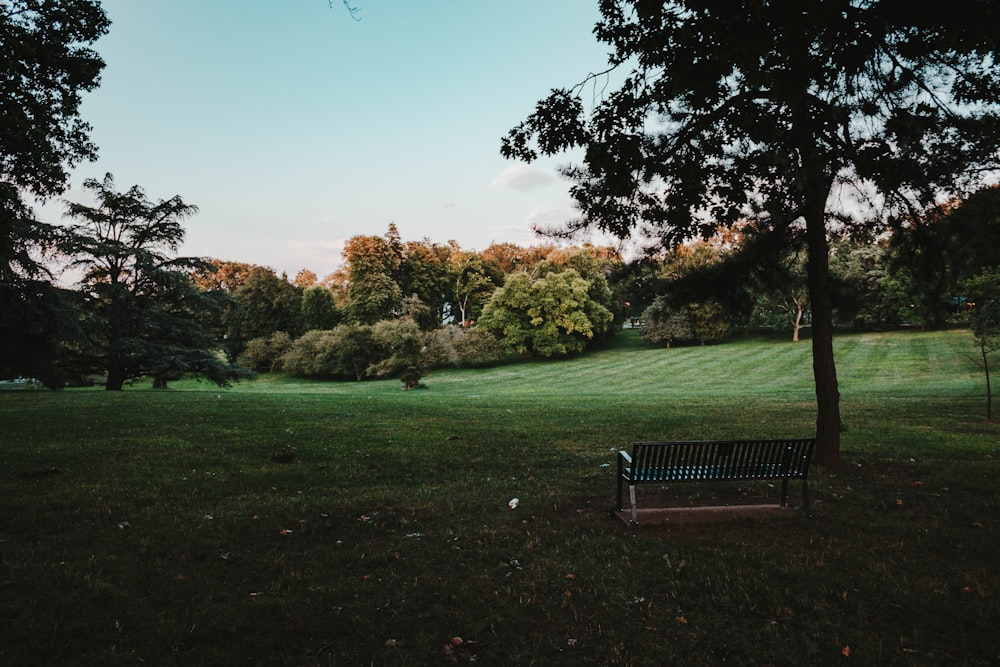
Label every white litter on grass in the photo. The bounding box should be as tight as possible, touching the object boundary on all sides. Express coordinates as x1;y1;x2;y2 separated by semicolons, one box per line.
508;498;519;509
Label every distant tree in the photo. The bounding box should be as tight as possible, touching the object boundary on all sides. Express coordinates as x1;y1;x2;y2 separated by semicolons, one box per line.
502;1;1000;468
964;269;1000;421
762;246;811;342
293;268;318;289
399;239;453;328
481;242;552;274
478;268;613;357
828;238;903;329
0;192;78;385
59;174;252;390
640;299;694;347
607;256;662;327
301;285;341;331
451;251;504;326
1;0;109;380
885;203;960;328
536;246;620;330
343;231;404;323
888;186;1000;327
348;271;404;325
227;267;304;354
190;258;257;292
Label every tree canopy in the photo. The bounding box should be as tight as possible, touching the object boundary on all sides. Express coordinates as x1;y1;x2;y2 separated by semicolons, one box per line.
59;174;252;390
1;0;109;381
503;0;1000;468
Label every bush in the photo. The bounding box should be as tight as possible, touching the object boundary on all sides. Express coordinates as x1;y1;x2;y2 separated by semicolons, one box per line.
237;331;293;372
282;325;385;381
426;326;509;368
641;297;729;346
369;319;429;388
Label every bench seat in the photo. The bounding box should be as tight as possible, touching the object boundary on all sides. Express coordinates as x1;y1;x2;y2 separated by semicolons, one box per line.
617;438;816;523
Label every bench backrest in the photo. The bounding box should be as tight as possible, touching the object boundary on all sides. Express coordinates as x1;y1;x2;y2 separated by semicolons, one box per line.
629;438;815;482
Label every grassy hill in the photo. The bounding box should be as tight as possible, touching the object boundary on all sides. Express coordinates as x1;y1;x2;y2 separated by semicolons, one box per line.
1;329;996;665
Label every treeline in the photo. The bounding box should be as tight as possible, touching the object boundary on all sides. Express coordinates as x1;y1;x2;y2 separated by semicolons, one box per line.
634;185;1000;347
4;176;998;390
195;224;622;386
200;184;1000;387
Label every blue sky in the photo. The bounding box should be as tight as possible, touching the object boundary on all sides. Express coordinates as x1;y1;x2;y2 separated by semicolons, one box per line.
43;0;612;279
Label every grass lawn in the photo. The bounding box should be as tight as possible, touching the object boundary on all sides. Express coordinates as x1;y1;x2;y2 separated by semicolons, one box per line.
1;329;997;665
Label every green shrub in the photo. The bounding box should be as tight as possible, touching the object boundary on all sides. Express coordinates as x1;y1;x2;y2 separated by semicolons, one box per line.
426;325;509;368
237;331;293;372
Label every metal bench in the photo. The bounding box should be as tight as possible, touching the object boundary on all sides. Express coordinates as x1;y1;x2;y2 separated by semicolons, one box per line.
617;438;816;523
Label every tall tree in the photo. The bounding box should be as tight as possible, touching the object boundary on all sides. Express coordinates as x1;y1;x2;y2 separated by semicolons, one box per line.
478;269;614;357
342;231;404;324
301;284;341;331
1;0;109;379
451;251;504;326
399;239;453;329
502;1;1000;468
60;174;251;390
227;266;304;352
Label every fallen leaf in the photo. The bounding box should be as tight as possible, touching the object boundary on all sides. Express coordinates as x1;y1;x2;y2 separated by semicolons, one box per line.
675;616;688;624
842;645;851;657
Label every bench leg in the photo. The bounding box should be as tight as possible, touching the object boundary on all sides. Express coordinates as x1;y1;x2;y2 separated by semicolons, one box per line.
629;485;638;523
802;479;811;517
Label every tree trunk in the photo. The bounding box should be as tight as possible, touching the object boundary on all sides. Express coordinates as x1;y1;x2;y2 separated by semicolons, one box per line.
982;342;993;422
106;365;125;391
804;196;842;469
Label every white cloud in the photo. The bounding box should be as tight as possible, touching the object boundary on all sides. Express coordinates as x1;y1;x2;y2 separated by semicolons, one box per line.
525;203;578;228
284;239;346;272
490;163;557;191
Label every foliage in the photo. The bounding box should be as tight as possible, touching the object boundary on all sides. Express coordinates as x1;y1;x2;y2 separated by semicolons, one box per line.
226;266;303;355
502;0;1000;469
398;239;454;328
0;0;109;380
641;298;729;347
190;258;257;291
237;331;293;373
370;317;429;388
828;237;906;329
58;174;252;390
300;285;341;331
282;324;385;381
478;268;614;357
426;325;509;368
887;186;1000;327
641;299;694;346
343;229;404;324
0;0;109;198
451;251;504;326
